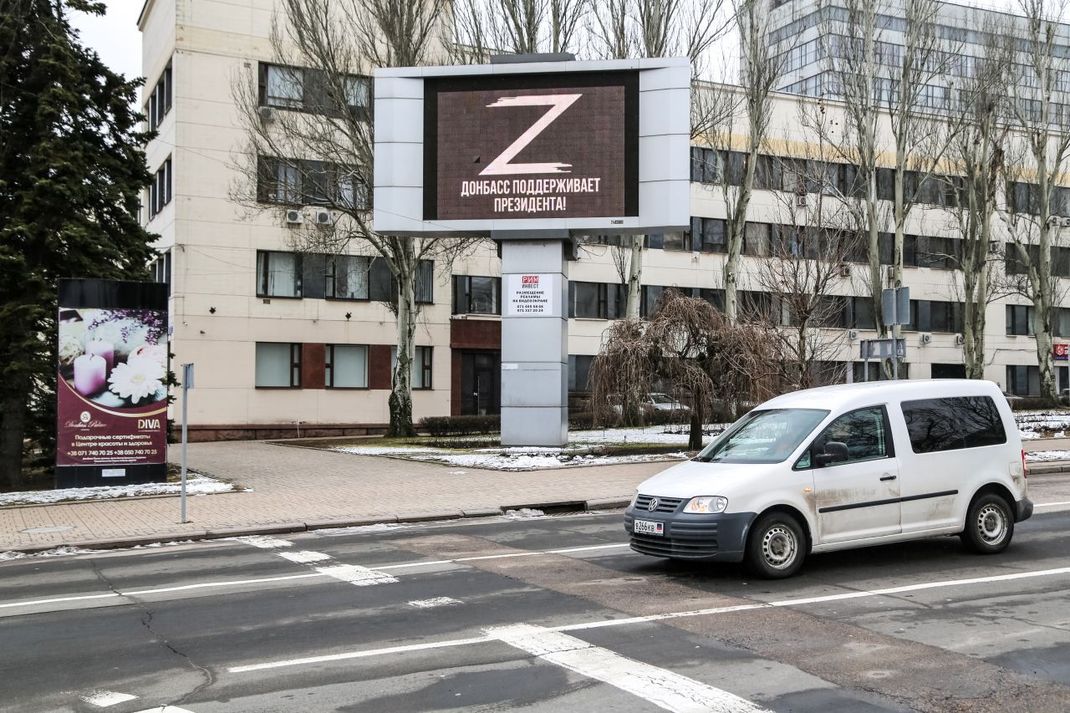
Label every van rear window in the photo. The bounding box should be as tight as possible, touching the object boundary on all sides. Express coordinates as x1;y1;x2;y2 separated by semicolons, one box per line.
901;396;1006;454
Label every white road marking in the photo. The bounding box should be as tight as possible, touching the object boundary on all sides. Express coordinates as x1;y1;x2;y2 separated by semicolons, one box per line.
81;690;138;707
315;564;398;587
408;597;462;609
231;535;293;549
373;543;630;571
1034;500;1070;508
0;592;120;610
227;564;1070;674
278;550;332;564
488;624;769;713
228;636;492;673
130;707;196;713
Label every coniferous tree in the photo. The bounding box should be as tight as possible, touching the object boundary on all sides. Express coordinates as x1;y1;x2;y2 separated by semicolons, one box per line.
0;0;156;489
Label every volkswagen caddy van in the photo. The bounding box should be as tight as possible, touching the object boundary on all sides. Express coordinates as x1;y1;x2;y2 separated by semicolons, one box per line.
624;380;1032;578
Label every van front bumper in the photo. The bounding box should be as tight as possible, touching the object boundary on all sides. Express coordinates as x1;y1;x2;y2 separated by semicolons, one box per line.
624;507;756;562
1016;497;1034;522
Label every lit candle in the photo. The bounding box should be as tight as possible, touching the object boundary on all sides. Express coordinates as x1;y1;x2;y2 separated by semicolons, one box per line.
85;340;115;373
73;354;107;396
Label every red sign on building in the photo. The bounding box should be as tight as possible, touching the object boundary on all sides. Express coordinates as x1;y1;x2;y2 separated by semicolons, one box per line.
1054;343;1069;361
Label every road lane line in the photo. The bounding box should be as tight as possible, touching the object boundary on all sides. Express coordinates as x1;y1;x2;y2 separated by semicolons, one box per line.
226;564;1070;674
1034;500;1070;508
279;550;332;564
315;564;398;587
408;597;462;609
488;624;770;713
81;690;138;707
227;636;492;673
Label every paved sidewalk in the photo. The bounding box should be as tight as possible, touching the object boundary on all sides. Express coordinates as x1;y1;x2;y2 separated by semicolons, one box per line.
0;441;671;553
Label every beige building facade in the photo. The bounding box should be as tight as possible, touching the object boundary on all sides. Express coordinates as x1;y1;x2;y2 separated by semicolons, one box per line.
138;0;1064;440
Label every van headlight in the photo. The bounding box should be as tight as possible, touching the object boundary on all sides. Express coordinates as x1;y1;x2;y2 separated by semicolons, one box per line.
683;496;728;514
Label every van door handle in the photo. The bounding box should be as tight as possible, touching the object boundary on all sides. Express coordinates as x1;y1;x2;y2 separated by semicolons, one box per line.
880;474;897;481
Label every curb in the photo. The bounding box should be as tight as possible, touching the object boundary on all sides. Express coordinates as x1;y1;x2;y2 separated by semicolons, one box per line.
1;497;630;555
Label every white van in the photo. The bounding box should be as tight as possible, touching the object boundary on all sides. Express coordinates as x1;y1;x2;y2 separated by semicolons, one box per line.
625;380;1032;578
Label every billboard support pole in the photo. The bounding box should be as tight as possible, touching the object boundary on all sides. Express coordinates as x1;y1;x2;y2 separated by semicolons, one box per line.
498;233;569;447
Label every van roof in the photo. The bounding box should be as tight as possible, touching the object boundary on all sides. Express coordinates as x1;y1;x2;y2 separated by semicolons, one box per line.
758;379;1004;414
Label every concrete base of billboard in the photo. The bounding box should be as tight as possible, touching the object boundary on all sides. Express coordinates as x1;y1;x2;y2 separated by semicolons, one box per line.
499;236;569;447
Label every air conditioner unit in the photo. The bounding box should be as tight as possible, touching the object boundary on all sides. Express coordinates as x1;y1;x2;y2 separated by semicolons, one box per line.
955;333;965;346
886;265;896;283
920;332;932;345
839;263;851;277
847;329;859;341
284;209;303;225
258;106;274;123
315;210;333;225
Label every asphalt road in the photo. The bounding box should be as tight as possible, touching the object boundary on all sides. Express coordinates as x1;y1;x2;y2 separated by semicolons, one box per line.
4;475;1070;713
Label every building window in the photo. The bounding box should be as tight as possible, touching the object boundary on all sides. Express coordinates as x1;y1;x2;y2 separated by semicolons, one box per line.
257;157;369;209
391;346;433;389
368;258;433;304
453;275;501;314
1006;365;1040;396
148;157;172;218
146;61;172;131
259;63;371;116
853;361;909;382
326;345;368;388
641;285;665;318
568;355;595;392
255;343;301;388
1006;304;1035;336
569;282;625;319
150;250;171;294
256;251;302;298
325;254;369;300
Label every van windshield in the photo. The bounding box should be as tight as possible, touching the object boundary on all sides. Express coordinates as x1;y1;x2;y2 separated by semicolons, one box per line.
694;408;829;464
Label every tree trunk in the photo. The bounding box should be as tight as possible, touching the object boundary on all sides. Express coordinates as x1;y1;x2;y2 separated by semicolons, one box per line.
626;234;643;318
688;409;703;451
0;393;27;491
1034;287;1057;403
388;255;418;437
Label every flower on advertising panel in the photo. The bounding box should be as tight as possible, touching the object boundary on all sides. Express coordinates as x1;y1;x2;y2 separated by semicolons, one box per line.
108;356;165;404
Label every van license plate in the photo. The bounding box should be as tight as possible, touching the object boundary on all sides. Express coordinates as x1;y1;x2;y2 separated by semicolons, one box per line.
634;520;664;536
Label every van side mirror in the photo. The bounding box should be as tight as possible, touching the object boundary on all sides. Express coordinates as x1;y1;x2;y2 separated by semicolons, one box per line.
814;441;849;467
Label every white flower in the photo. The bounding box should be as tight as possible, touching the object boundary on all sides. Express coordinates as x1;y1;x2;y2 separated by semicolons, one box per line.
130;343;168;367
108;356;165;404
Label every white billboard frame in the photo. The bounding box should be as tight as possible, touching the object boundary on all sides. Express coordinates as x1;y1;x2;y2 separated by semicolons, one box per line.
373;57;691;236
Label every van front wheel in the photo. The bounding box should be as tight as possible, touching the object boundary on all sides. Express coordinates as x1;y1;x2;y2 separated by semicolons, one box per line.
962;493;1014;554
744;513;806;579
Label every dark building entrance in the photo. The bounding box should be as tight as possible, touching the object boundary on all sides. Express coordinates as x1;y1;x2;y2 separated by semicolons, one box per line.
460;351;501;415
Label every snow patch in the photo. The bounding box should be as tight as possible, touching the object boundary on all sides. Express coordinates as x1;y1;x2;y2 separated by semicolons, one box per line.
408;597;462;609
311;523;410;536
0;475;234;508
408;451;688;471
1026;450;1070;462
504;508;545;519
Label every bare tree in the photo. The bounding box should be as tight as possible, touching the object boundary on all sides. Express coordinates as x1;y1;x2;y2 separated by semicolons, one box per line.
589;290;783;449
231;0;479;436
1001;0;1070;402
589;0;730;318
699;0;783;324
946;26;1012;378
451;0;589;60
757;158;859;388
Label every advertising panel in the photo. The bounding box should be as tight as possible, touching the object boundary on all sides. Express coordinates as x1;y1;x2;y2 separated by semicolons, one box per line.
425;73;637;222
1055;343;1069;361
503;273;563;317
56;279;169;488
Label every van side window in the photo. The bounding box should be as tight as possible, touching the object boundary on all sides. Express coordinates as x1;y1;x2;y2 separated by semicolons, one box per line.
808;406;889;465
901;396;1006;454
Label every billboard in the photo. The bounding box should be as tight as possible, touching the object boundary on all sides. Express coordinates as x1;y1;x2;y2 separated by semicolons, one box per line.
56;279;169;488
424;73;637;221
374;57;690;236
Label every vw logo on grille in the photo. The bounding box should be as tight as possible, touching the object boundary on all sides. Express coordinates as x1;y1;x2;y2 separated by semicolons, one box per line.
647;497;659;511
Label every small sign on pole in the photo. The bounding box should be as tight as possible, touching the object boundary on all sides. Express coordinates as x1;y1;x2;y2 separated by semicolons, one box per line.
180;363;194;524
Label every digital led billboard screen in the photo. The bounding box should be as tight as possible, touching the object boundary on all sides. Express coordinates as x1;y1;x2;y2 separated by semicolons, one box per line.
423;73;638;222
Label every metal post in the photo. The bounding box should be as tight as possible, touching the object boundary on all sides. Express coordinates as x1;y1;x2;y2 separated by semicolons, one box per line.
180;363;193;524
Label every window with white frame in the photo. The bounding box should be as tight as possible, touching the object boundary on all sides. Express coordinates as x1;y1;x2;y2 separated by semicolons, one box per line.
148;157;172;218
255;343;301;387
326;345;369;388
256;251;302;297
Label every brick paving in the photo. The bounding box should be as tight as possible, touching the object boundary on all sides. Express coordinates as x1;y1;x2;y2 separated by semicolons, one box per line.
0;441;671;553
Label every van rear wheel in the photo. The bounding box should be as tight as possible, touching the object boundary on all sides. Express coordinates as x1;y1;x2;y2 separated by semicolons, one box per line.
962;493;1014;554
744;512;806;579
